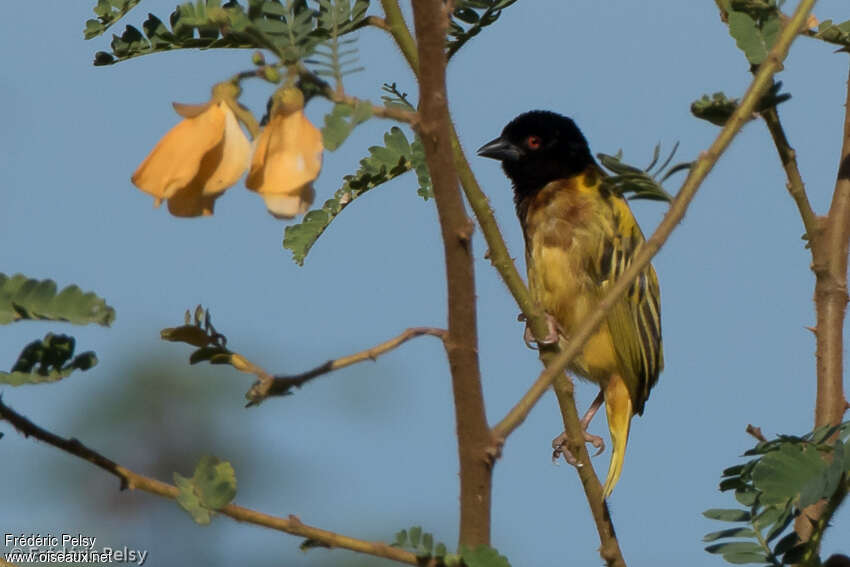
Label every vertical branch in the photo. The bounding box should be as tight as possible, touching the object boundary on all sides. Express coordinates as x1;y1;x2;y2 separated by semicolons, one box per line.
797;62;850;545
410;0;492;548
813;64;850;429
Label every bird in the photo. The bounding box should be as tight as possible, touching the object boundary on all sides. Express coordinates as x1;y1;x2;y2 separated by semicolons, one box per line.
478;111;663;498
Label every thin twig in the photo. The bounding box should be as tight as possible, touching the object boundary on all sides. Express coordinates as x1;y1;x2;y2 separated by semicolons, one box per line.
249;327;447;403
411;0;492;548
761;105;821;238
380;0;419;76
0;398;421;566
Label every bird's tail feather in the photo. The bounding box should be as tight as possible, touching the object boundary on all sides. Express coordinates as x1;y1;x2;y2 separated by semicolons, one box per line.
602;375;633;498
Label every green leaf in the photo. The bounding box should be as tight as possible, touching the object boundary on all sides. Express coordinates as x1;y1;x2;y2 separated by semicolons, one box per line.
728;10;764;64
705;541;765;555
174;455;237;525
393;529;408;547
0;334;98;386
460;544;512;567
284;127;427;264
704;508;752;522
321;101;373;151
0;273;115;326
752;444;830;508
193;455;237;509
703;527;758;542
175;472;212;525
85;0;141;39
722;551;769;565
408;526;422;547
422;532;434;553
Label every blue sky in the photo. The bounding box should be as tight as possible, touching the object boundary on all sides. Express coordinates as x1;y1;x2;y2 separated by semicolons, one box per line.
1;1;848;565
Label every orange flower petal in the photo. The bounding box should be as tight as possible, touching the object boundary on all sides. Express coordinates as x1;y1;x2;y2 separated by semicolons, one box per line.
131;103;226;200
245;109;323;218
199;102;251;196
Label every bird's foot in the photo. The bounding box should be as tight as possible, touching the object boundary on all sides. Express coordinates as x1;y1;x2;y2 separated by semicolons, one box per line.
551;429;605;466
519;312;561;350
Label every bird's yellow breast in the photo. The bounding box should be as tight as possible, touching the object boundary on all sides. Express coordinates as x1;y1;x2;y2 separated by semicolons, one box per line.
522;172;620;384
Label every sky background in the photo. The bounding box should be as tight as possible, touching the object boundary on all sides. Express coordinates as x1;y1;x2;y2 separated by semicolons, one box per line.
1;1;848;566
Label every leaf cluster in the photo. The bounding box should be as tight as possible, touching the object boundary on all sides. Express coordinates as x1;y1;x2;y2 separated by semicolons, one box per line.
813;19;850;49
85;0;141;39
175;455;238;524
283;126;431;264
160;306;235;366
691;82;790;127
447;0;518;59
597;143;690;203
0;334;97;386
390;527;511;567
307;0;369;88
703;423;850;566
0;273;115;326
92;0;370;66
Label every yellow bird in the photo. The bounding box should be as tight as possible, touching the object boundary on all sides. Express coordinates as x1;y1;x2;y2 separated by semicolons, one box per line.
478;111;663;498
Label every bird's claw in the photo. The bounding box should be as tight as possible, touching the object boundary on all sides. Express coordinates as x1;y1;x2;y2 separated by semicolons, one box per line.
551;430;605;466
519;312;561;350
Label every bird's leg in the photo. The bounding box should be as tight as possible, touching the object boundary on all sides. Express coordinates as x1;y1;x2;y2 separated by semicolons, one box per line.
552;391;606;464
518;312;561;349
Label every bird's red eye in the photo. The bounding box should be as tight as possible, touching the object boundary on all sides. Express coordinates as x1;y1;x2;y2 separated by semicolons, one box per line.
526;135;542;150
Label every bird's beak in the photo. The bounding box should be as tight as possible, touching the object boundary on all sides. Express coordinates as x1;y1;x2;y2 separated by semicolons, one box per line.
477;136;521;161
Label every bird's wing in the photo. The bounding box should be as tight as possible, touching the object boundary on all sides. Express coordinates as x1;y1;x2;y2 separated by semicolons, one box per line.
591;196;663;414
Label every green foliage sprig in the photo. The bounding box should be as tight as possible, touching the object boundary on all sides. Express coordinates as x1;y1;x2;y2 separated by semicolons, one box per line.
704;423;850;566
0;273;115;326
92;0;371;66
0;334;97;386
691;82;790;126
283;126;431;264
597;143;691;203
447;0;519;59
814;19;850;48
84;0;141;39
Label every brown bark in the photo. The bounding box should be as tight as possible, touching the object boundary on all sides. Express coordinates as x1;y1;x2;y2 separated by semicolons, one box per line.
796;63;850;544
410;0;492;547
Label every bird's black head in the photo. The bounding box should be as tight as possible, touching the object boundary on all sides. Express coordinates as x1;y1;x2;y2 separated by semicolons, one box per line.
477;110;594;201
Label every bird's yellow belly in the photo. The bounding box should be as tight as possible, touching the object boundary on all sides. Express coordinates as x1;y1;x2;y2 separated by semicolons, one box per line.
528;243;619;386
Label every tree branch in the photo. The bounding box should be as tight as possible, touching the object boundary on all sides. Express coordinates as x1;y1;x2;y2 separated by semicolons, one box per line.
796;58;850;547
249;327;447;401
761;105;821;238
410;1;491;548
0;399;422;566
380;0;419;76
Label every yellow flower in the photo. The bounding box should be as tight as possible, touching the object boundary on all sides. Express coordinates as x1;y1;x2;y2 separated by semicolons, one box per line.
131;82;252;217
246;86;323;219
